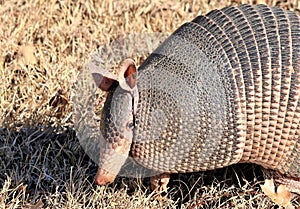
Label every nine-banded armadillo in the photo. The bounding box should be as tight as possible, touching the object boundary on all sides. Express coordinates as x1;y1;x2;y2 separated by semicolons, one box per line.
89;4;300;192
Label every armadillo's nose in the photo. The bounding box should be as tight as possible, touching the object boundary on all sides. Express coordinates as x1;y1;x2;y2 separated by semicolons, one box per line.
95;175;109;185
95;168;116;186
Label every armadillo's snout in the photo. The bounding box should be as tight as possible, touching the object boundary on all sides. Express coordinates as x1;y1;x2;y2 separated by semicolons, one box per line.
95;168;117;186
94;130;133;186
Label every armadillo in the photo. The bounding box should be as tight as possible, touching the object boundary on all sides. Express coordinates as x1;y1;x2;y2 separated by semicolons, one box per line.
87;4;300;193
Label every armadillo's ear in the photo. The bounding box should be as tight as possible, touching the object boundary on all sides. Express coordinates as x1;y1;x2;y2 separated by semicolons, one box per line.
117;58;138;92
92;74;116;91
88;61;118;91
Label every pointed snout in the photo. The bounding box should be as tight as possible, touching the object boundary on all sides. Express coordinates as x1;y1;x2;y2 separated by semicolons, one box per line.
95;168;117;186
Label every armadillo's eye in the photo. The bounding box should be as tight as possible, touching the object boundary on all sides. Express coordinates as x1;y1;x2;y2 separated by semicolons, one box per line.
127;121;134;130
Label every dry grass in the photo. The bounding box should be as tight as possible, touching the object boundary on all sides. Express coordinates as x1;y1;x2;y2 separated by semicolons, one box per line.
1;0;300;208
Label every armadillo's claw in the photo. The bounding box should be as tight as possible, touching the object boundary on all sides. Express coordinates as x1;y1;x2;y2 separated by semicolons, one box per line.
150;173;170;199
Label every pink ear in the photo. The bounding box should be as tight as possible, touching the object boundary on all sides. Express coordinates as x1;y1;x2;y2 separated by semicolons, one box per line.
124;64;137;89
88;60;118;92
88;58;137;92
92;73;116;91
117;59;137;91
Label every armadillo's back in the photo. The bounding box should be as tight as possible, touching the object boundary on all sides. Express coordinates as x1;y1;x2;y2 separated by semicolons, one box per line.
131;4;300;178
206;4;300;177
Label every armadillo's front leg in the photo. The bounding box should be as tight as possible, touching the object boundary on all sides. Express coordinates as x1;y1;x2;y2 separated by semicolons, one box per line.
275;177;300;194
150;173;170;194
262;168;300;195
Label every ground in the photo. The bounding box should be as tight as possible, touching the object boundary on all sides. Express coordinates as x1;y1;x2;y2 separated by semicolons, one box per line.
1;0;300;208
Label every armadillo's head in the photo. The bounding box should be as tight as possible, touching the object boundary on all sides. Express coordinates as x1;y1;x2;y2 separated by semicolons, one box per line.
90;59;138;186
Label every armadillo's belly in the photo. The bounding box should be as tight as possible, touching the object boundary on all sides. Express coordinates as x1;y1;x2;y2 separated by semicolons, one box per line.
131;4;300;178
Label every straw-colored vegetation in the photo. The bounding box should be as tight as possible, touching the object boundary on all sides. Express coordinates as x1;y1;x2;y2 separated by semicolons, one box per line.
1;0;300;208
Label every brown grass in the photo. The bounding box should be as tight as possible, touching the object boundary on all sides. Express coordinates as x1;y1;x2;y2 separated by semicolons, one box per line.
1;0;300;208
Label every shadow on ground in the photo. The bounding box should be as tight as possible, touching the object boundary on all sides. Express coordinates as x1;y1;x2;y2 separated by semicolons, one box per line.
0;126;270;208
